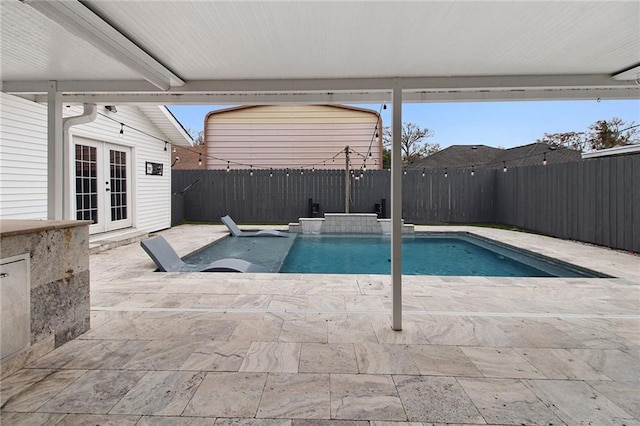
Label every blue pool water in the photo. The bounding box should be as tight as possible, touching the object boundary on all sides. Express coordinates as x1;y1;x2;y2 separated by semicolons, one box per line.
184;232;608;277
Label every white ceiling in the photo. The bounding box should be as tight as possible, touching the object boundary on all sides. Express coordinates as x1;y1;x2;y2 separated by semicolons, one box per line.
1;0;639;103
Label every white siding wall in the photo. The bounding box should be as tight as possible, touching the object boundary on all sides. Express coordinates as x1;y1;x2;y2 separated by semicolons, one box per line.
0;92;48;218
0;94;172;233
69;105;172;233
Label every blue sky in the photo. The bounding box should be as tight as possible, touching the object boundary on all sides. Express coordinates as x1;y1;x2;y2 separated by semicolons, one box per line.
168;99;639;149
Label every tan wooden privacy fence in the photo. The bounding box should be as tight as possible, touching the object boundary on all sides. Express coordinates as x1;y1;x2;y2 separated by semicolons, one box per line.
172;154;639;252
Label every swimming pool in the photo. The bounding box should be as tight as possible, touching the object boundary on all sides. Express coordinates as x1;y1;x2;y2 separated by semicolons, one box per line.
184;232;608;278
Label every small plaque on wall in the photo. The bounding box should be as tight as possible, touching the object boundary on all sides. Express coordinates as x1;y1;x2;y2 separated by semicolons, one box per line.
146;161;163;176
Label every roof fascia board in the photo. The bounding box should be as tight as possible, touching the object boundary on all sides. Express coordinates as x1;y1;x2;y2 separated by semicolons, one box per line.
158;106;194;146
612;64;640;81
23;0;183;90
29;86;640;105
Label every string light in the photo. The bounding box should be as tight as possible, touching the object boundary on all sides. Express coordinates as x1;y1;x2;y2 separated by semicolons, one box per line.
444;168;448;178
471;166;475;176
198;153;202;166
249;165;253;176
503;161;507;173
269;168;273;178
363;162;367;172
286;168;289;177
383;103;387;110
422;168;425;177
164;142;167;151
119;123;124;137
226;161;230;172
543;152;548;166
300;167;304;175
403;169;407;175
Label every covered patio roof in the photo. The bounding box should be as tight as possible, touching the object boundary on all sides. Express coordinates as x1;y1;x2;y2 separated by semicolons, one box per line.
2;0;639;103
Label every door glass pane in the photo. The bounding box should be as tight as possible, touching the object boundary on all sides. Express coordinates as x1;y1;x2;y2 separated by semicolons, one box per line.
109;149;128;221
75;145;98;224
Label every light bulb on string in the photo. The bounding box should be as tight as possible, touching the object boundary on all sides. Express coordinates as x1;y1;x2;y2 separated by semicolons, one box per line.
444;168;448;178
300;167;304;175
269;168;273;178
383;103;387;110
198;153;202;167
250;165;253;176
164;142;167;151
226;161;230;172
119;123;124;138
471;166;475;177
422;169;425;177
286;168;289;177
503;161;507;173
543;152;547;166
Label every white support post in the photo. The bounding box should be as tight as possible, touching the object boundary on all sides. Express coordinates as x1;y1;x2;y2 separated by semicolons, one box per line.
47;81;63;220
391;84;403;331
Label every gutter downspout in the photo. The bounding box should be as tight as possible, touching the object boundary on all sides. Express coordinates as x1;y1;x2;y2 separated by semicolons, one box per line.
63;104;97;220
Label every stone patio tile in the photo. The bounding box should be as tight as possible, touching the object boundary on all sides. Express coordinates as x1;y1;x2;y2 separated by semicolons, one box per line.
239;342;301;373
372;320;429;345
299;343;358;374
327;319;379;344
416;316;483;346
294;421;368;426
62;340;147;370
110;371;205;415
36;370;145;414
515;318;582;348
179;341;250;371
183;318;238;340
368;423;424;426
0;412;67;426
515;348;610;380
229;319;283;342
122;341;203;370
524;379;638;425
345;295;387;312
25;339;97;369
136;416;216;425
570;348;640;381
460;347;545;379
306;294;346;311
269;295;309;311
330;374;406;421
393;375;484;424
0;369;56;406
407;345;483;377
79;316;190;341
215;420;291;426
458;378;562;425
230;294;273;309
279;320;328;343
183;372;267;417
354;343;419;375
55;414;141;425
1;369;86;412
588;380;640;419
257;373;330;419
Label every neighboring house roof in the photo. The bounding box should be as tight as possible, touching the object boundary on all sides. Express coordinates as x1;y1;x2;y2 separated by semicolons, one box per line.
581;144;640;159
204;104;381;122
488;143;582;168
409;145;502;169
137;105;194;147
410;143;581;170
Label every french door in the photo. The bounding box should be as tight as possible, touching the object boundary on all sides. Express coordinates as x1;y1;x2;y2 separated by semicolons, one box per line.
75;139;132;234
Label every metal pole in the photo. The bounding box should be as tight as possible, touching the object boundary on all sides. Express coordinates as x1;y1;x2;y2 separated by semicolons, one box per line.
47;81;63;220
345;145;350;214
391;85;403;331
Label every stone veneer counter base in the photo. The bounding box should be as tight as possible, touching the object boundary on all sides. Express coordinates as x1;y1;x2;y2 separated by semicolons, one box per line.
0;219;90;378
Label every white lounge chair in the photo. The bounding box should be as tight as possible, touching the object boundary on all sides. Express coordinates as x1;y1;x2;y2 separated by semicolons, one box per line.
221;215;288;237
140;236;267;273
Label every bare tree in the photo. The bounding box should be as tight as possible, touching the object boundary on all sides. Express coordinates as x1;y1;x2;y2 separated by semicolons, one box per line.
536;117;639;152
382;122;439;164
186;127;204;145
